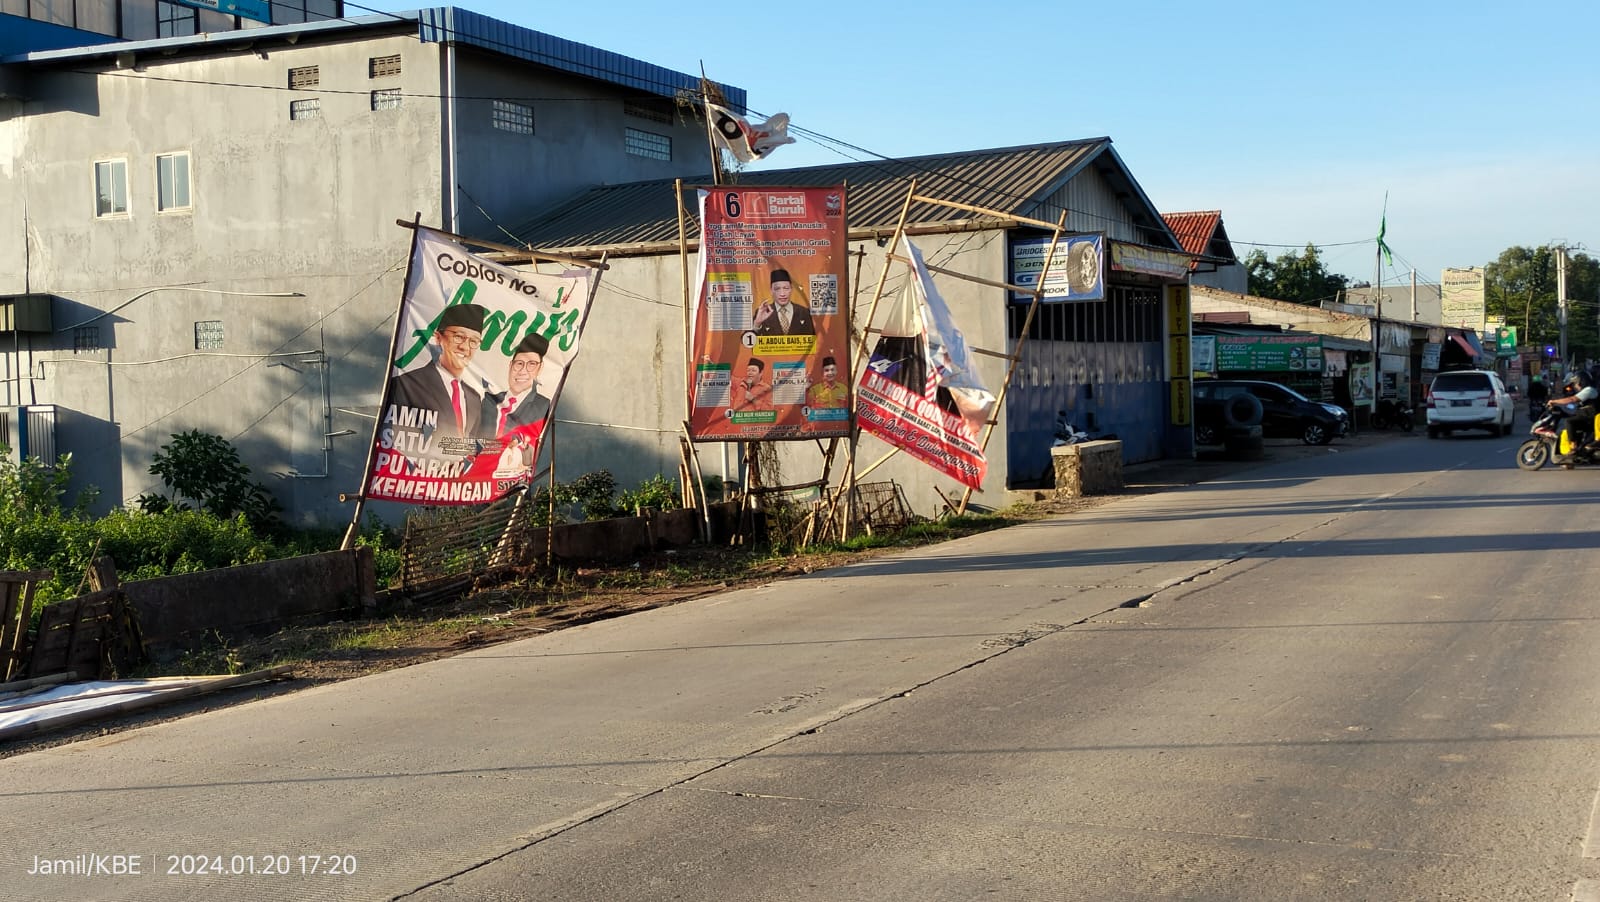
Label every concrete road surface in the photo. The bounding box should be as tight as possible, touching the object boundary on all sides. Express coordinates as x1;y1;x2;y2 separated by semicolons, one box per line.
6;430;1600;901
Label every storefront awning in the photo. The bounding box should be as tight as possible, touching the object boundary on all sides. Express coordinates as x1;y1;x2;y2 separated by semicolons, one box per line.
1448;332;1484;357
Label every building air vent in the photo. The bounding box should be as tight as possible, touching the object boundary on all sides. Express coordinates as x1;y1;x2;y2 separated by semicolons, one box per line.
288;66;319;90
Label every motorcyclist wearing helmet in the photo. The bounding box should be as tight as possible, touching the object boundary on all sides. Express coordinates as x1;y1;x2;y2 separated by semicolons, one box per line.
1548;370;1600;451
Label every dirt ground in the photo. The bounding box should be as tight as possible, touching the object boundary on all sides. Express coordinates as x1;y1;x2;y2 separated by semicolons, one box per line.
0;430;1410;756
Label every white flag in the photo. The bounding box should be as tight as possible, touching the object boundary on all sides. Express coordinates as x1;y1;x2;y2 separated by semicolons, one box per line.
904;238;995;440
705;101;796;163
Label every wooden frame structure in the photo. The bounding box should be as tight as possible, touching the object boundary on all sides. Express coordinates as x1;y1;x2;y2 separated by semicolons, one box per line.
836;183;1070;532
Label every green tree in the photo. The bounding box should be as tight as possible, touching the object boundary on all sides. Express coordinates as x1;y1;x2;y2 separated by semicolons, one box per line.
1485;246;1600;363
1245;244;1350;305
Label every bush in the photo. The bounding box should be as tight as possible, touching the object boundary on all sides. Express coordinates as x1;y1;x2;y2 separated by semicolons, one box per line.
137;430;282;535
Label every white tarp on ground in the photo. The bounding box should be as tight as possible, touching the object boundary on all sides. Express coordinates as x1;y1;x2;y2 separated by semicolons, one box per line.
0;678;222;733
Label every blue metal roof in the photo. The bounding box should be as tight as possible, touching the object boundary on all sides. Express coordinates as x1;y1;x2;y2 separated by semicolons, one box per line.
417;9;741;107
0;14;117;57
1;7;743;106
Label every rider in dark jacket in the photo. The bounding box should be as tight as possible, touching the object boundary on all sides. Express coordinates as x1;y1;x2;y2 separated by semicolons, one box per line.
1548;371;1600;450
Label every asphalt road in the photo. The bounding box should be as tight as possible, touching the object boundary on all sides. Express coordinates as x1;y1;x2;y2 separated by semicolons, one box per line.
6;429;1600;901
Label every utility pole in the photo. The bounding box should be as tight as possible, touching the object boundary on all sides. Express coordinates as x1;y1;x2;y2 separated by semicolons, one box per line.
1556;246;1569;366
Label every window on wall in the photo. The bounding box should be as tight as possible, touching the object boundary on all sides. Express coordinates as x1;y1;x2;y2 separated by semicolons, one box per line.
492;100;534;135
371;88;402;111
270;0;340;25
73;327;100;354
94;160;128;218
624;127;671;161
623;99;674;124
195;320;225;350
156;153;191;212
290;98;321;120
156;0;199;37
368;55;401;78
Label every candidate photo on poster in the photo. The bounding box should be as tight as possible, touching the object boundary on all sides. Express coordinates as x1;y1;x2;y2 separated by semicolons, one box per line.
752;267;815;336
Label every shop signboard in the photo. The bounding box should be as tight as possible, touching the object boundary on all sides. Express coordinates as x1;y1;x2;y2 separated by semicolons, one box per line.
1215;334;1323;372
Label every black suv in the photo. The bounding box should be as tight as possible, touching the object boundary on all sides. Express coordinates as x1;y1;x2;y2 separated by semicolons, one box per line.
1194;380;1350;445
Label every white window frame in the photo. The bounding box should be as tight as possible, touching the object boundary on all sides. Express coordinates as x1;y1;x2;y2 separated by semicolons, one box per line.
93;158;129;219
156;151;191;213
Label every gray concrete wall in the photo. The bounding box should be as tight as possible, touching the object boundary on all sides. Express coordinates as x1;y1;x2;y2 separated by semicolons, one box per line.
1;33;723;528
451;51;709;239
123;547;376;657
3;36;444;523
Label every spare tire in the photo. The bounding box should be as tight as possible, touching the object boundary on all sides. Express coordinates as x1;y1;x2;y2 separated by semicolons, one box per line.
1223;392;1264;428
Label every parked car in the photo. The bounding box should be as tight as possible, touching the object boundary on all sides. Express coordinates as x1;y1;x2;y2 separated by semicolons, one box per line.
1194;379;1349;445
1425;369;1514;438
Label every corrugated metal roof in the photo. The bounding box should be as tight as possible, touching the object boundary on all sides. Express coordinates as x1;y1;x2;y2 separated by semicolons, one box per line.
505;138;1186;253
4;7;735;106
417;9;737;105
1163;211;1221;257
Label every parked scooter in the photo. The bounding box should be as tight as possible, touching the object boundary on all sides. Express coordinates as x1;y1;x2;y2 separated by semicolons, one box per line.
1515;402;1600;470
1051;410;1089;447
1370;397;1415;432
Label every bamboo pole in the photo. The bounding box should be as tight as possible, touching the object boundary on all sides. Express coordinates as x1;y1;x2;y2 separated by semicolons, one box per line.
342;213;423;551
956;211;1070;514
907;195;1060;231
841;181;920;541
391;218;603;271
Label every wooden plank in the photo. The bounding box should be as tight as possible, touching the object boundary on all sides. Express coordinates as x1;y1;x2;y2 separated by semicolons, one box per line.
0;569;54;584
0;582;26;682
0;671;76;700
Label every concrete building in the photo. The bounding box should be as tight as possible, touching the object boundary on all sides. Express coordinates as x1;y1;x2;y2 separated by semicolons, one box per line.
0;7;742;524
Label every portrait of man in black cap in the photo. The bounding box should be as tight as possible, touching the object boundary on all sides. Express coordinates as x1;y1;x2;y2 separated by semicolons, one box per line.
752;268;815;336
481;331;552;442
387;303;488;439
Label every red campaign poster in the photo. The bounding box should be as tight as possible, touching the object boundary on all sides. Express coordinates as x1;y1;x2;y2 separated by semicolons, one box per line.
688;186;850;442
856;238;994;490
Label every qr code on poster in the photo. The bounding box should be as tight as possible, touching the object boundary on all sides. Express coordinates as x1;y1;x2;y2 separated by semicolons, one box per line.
809;274;839;315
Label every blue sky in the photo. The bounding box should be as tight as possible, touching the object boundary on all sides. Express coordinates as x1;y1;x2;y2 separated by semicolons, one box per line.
382;0;1598;286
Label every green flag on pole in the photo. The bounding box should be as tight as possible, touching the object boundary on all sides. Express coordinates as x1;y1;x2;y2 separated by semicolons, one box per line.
1377;212;1393;266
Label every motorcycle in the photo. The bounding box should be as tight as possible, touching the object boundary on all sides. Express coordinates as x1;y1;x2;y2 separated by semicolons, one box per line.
1370;397;1415;432
1515;402;1600;470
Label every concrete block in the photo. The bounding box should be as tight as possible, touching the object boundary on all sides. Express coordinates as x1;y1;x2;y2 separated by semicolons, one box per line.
1050;439;1124;497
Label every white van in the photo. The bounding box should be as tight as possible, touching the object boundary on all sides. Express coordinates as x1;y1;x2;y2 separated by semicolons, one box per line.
1425;369;1514;438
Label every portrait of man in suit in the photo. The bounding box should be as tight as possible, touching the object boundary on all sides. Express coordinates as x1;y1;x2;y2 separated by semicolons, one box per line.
752;268;815;336
387;303;488;440
482;332;553;454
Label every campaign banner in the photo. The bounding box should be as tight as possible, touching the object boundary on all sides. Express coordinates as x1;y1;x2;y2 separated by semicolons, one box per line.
689;186;850;441
857;239;992;489
368;227;595;506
